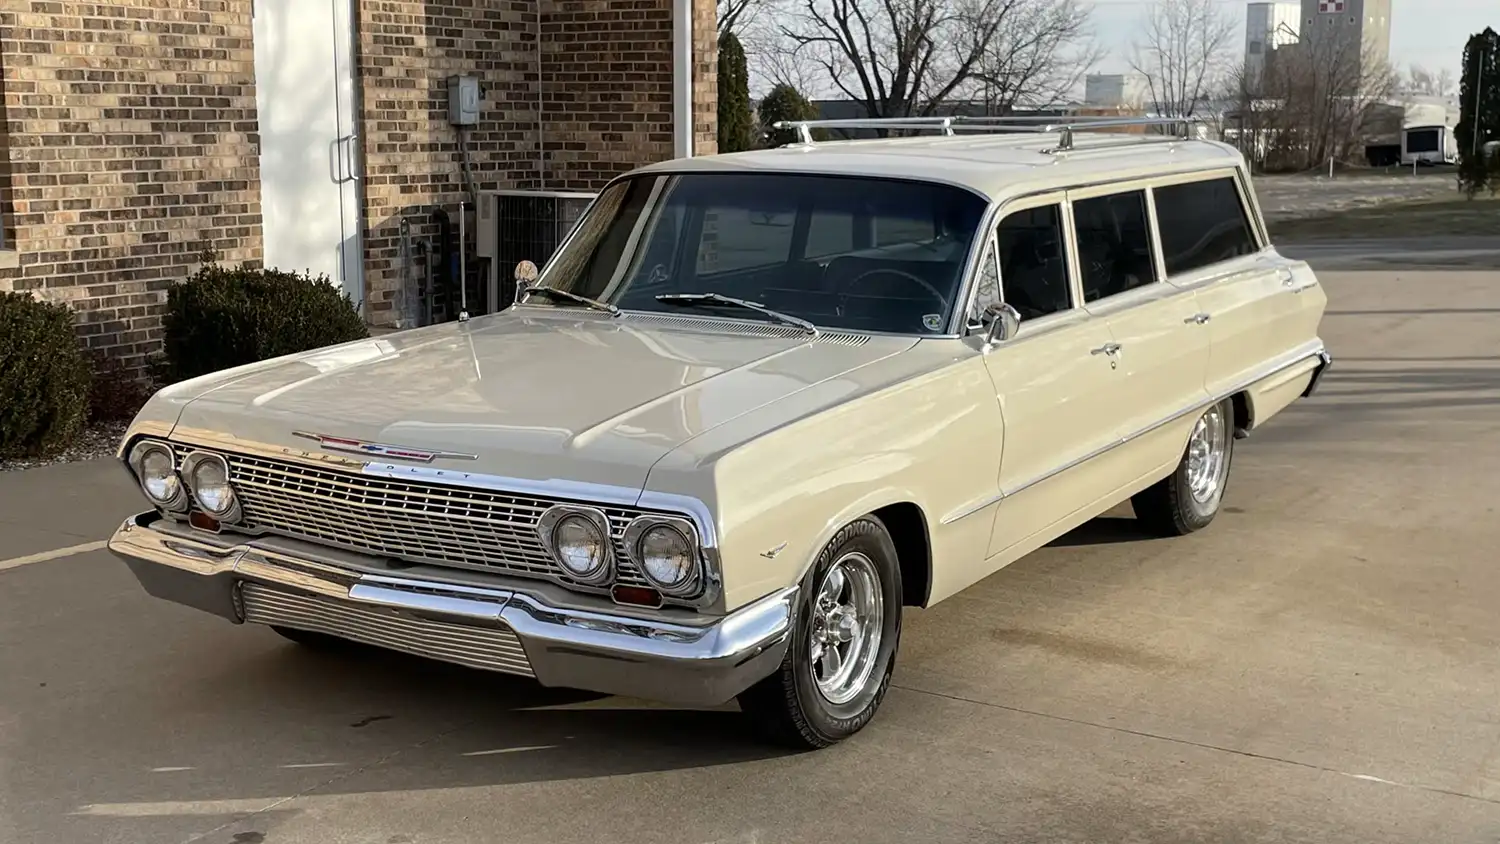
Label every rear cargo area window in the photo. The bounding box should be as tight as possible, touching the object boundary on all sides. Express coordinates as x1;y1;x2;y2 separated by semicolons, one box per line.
1152;178;1258;276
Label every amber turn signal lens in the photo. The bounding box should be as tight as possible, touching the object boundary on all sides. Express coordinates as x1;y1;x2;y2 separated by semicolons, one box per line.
188;511;221;533
611;585;662;607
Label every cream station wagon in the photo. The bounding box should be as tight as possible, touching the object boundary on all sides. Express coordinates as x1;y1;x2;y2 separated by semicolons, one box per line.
110;116;1331;749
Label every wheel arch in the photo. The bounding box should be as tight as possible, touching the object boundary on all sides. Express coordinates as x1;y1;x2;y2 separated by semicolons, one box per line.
1230;391;1253;439
791;491;935;610
870;501;933;608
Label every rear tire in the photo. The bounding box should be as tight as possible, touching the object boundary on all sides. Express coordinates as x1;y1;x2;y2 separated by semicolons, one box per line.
738;516;903;750
1132;397;1235;537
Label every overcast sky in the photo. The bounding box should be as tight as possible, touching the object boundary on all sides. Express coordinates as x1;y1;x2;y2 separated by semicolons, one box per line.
1091;0;1495;82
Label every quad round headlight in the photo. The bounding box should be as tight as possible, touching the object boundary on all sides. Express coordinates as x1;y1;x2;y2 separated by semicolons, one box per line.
128;441;186;510
538;506;614;586
184;452;237;518
626;518;701;596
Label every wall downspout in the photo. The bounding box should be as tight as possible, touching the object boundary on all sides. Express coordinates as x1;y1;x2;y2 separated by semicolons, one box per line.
672;0;693;159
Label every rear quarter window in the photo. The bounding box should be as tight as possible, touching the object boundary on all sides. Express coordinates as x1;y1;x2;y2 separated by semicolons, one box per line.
1152;177;1259;276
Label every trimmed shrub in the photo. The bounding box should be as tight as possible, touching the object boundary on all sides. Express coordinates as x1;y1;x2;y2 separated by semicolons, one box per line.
758;83;824;147
87;350;153;424
162;263;369;382
717;32;755;154
0;292;92;458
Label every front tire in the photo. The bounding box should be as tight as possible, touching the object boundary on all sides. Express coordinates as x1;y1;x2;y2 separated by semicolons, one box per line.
1132;397;1235;537
737;516;903;750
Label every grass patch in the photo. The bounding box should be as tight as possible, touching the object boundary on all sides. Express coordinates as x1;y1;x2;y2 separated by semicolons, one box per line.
1267;193;1500;240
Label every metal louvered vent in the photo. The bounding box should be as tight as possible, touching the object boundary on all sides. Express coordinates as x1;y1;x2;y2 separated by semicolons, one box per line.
481;190;596;305
623;313;871;346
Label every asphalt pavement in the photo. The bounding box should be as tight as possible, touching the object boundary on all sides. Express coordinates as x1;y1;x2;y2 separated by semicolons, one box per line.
1279;236;1500;272
3;261;1500;844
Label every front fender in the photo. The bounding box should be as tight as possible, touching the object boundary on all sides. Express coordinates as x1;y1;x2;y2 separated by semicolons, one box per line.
646;355;1004;612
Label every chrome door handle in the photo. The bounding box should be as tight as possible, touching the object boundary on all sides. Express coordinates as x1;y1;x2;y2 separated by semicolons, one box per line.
1185;313;1211;324
1091;343;1122;356
1280;269;1297;287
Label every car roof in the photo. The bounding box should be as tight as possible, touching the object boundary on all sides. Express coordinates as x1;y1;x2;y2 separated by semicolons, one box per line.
633;133;1247;203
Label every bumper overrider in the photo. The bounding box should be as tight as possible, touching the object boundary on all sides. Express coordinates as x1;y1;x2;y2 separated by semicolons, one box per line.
109;512;795;706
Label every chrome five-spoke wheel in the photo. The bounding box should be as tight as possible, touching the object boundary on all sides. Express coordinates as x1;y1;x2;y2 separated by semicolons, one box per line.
1132;397;1237;537
737;516;903;749
809;552;884;705
1184;402;1229;505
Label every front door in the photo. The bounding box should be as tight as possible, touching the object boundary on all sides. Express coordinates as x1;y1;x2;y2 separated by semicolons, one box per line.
252;0;364;311
975;197;1123;559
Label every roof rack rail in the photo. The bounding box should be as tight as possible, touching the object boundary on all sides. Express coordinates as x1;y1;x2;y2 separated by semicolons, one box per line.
771;115;1199;153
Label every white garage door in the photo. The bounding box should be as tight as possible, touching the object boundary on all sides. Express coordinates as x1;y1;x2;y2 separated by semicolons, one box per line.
252;0;364;312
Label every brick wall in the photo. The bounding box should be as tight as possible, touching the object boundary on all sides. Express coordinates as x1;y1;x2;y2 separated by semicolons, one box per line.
0;0;261;373
359;0;717;328
355;0;537;327
0;0;716;352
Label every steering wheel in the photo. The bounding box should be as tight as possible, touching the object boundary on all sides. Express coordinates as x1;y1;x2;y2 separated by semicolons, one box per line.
839;268;950;329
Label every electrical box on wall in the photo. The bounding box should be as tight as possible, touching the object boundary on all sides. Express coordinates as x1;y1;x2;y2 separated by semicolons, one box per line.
447;75;481;126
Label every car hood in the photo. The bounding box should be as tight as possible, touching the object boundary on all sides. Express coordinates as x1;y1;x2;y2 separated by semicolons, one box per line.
166;309;919;491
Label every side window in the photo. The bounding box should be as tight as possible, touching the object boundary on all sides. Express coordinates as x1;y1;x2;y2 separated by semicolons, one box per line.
1072;190;1157;303
995;204;1072;320
695;201;796;275
1152;177;1258;276
804;209;854;259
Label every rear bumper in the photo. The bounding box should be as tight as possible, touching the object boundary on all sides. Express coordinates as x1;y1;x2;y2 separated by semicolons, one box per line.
109;512;794;706
1303;349;1333;397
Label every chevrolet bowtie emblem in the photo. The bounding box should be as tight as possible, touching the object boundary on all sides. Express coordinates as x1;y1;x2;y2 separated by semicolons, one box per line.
293;432;478;463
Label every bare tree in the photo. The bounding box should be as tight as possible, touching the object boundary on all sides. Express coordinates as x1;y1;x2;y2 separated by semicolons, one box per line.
745;11;825;96
777;0;1025;118
719;0;761;36
965;0;1103;113
1401;63;1457;98
1128;0;1235;118
1225;34;1397;172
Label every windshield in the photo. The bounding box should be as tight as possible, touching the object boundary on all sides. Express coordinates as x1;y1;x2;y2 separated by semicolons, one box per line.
530;172;989;334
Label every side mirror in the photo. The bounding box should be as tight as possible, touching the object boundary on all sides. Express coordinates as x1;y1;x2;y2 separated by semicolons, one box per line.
513;260;539;304
983;302;1022;345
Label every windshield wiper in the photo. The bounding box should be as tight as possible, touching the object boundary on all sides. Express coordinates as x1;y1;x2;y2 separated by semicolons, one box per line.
521;285;620;315
655;293;818;336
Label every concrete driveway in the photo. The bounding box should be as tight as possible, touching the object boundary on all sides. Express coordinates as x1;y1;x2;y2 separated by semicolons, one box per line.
3;268;1499;844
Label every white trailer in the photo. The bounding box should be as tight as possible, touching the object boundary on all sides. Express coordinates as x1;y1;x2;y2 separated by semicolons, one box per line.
1402;124;1458;166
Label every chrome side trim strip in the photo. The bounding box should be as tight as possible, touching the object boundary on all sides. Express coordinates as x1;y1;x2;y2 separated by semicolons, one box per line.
940;342;1327;525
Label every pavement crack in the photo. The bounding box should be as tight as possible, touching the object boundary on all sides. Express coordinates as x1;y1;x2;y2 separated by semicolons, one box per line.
178;719;480;844
891;683;1500;807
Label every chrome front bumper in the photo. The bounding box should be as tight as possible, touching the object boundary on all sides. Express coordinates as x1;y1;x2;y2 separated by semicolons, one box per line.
109;512;795;706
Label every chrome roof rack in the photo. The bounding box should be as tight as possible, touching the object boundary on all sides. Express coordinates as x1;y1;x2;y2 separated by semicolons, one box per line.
771;115;1199;153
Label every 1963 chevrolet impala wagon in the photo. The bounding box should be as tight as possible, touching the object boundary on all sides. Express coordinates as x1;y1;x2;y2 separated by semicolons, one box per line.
110;117;1330;748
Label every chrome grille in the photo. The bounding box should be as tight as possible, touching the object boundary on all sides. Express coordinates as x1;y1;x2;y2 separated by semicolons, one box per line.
212;450;657;589
241;583;534;677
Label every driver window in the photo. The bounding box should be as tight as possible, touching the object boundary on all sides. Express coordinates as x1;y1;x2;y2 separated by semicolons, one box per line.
994;204;1072;320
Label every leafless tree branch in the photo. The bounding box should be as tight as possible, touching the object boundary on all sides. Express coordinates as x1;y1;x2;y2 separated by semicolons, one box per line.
1128;0;1235;118
774;0;1086;119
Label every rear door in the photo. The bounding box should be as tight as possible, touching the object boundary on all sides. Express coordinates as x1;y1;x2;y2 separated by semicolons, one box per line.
1069;185;1210;471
